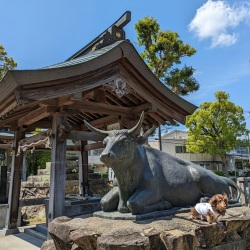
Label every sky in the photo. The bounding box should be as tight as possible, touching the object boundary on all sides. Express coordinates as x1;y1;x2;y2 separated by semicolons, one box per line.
1;0;250;131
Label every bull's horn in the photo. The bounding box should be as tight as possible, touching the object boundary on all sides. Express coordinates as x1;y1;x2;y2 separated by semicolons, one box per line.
84;120;109;135
128;111;144;136
142;125;157;139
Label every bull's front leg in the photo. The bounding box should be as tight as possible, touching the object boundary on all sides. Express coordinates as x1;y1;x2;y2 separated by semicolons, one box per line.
118;198;130;213
127;188;172;215
101;186;119;212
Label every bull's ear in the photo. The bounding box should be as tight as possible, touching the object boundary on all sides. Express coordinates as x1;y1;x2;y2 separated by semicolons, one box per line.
136;125;156;145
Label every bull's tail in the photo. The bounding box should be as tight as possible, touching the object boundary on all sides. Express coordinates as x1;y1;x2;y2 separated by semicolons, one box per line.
222;177;241;203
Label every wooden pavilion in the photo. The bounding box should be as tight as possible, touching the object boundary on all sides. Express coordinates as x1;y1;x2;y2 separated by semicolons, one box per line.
0;11;197;235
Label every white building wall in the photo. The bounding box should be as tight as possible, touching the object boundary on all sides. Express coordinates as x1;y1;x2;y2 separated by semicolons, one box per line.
149;131;222;170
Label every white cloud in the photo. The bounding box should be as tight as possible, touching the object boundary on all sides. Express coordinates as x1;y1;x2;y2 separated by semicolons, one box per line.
188;0;250;48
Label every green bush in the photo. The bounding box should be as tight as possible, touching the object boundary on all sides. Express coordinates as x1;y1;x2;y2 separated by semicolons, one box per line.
26;151;51;176
228;170;239;177
211;170;225;176
101;172;108;179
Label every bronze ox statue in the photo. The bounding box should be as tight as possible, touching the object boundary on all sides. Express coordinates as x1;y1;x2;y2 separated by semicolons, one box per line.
84;112;240;215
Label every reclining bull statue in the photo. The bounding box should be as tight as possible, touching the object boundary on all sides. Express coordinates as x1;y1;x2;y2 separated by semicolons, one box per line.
84;112;240;215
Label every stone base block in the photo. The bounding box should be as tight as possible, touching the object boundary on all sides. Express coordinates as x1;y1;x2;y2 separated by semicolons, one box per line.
2;227;20;236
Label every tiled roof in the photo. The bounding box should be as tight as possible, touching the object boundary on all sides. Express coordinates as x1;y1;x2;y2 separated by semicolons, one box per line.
43;41;124;69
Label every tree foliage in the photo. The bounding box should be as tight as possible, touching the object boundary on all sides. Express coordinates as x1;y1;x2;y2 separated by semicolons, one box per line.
25;128;51;177
0;44;17;80
185;91;247;175
135;17;199;96
26;151;51;177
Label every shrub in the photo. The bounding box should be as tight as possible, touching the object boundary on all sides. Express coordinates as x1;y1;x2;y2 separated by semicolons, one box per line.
211;170;225;176
228;170;239;177
101;172;108;179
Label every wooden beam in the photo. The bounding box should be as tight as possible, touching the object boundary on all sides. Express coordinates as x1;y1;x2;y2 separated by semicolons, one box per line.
131;103;151;114
18;106;58;126
25;121;52;131
81;115;119;130
0;108;36;127
147;113;166;125
40;99;58;107
105;92;126;106
0;144;13;150
18;130;52;146
59;130;106;141
66;100;152;117
57;96;74;106
66;100;131;116
94;89;106;103
84;142;104;151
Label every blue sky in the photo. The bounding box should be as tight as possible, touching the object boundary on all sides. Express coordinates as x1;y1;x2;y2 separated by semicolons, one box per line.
1;0;250;130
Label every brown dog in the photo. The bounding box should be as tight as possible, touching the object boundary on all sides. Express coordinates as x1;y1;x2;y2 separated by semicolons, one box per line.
189;194;228;224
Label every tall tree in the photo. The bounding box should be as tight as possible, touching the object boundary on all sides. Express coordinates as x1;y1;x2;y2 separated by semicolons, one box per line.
0;44;17;80
135;17;199;96
185;91;247;175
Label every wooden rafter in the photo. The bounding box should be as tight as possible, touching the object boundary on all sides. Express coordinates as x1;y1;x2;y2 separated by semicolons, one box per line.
81;115;119;130
18;106;58;126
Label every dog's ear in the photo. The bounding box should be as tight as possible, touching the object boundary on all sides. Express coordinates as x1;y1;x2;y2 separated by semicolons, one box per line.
210;196;218;207
223;193;229;206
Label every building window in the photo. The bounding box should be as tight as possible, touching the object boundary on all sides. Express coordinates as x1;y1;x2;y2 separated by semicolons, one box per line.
175;146;186;153
93;149;103;156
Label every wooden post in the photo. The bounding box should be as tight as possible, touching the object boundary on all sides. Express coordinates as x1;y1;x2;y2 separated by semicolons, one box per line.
47;113;67;227
79;141;89;196
0;165;8;203
3;127;25;235
22;152;27;181
78;140;84;196
158;126;162;151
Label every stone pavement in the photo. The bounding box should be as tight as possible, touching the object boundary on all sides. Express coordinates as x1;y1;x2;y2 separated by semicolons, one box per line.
0;228;43;250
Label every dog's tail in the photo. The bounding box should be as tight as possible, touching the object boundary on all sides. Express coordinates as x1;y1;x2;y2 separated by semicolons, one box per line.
222;177;241;203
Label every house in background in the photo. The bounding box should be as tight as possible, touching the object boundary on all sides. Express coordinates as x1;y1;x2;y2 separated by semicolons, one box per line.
149;130;222;171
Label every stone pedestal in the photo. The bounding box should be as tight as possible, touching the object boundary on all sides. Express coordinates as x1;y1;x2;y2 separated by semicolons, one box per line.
42;206;250;250
0;205;21;230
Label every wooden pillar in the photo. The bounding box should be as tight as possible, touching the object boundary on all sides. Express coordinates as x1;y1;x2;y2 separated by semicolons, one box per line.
3;127;25;235
22;152;27;181
158;126;162;151
0;165;8;203
79;141;88;196
47;113;67;226
78;140;84;196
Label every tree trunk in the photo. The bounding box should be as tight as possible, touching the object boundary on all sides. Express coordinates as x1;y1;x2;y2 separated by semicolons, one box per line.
221;154;229;176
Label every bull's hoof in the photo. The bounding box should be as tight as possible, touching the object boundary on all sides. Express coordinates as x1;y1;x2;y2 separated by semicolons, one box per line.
118;206;130;213
163;201;172;209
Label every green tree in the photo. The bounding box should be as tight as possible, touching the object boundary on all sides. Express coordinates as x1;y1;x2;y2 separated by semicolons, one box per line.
185;91;247;176
25;128;51;177
135;17;199;96
0;44;17;80
26;151;51;177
